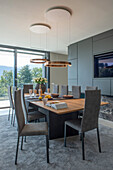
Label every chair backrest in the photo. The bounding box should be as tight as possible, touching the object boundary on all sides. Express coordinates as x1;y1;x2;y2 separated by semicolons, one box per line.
81;90;101;133
61;85;68;96
23;84;33;93
15;89;25;135
8;86;14;109
72;86;81;98
86;86;98;90
21;89;28;123
53;84;59;94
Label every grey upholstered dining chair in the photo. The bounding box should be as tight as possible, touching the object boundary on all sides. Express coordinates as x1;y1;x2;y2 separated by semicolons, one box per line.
64;90;101;160
8;86;15;125
53;84;59;94
23;84;33;93
86;86;98;90
14;89;49;164
72;86;81;98
61;85;68;96
21;89;45;123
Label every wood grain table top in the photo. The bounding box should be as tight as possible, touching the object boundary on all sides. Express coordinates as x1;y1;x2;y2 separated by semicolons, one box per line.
30;98;109;115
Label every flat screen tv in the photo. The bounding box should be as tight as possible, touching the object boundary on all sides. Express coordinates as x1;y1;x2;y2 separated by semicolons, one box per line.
94;51;113;78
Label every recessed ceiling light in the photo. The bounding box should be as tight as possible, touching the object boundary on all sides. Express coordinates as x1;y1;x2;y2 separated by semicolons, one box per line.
29;23;51;34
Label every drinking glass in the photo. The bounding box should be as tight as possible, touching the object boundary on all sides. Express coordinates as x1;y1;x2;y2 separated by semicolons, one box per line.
42;98;48;105
29;89;33;97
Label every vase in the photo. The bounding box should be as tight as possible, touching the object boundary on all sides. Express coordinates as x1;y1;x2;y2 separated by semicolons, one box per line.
35;83;46;93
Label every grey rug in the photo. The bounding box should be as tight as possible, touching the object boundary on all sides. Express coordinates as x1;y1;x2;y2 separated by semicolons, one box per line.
0;115;113;170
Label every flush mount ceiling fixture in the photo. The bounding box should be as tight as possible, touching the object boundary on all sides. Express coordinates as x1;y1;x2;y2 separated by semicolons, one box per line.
46;6;72;21
30;58;48;64
29;23;51;34
44;61;72;67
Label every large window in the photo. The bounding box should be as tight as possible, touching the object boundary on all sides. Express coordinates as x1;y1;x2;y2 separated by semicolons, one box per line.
0;48;14;108
0;46;50;109
17;50;45;88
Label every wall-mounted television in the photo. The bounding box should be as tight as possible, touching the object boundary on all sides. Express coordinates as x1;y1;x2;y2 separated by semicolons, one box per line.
94;51;113;78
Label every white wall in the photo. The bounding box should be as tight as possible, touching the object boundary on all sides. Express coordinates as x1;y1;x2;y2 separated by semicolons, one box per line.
50;52;68;93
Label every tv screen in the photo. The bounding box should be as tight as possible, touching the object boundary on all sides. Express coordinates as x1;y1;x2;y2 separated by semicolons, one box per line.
94;52;113;78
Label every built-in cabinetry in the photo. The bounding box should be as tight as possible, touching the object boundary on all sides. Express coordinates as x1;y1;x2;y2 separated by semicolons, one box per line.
68;29;113;95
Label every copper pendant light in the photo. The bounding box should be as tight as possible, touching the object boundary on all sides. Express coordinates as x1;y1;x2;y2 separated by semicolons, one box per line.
44;61;71;67
30;58;48;64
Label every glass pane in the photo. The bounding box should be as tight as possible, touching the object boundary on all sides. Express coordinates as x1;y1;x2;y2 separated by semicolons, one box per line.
17;52;44;89
0;50;14;108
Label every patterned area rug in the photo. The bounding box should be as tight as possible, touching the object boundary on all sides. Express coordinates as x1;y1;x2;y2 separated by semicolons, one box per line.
0;115;113;170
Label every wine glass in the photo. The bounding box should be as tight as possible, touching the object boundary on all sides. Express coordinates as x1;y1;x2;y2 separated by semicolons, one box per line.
29;89;33;97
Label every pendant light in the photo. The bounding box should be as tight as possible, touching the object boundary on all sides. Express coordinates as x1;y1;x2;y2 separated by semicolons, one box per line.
44;6;72;67
29;23;51;64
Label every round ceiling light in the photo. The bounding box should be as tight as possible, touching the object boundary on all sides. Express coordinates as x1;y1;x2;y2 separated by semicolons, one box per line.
29;23;51;34
46;6;72;21
44;61;72;67
30;58;48;64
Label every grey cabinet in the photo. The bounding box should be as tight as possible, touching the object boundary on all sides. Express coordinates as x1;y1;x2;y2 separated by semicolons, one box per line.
68;59;77;80
68;43;78;60
93;79;110;95
93;36;113;55
78;38;93;92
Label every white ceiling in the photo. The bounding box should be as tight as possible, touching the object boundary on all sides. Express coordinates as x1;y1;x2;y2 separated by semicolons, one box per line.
0;0;113;54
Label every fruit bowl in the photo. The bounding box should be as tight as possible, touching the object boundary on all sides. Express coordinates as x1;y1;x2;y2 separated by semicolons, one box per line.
51;93;59;98
45;95;53;100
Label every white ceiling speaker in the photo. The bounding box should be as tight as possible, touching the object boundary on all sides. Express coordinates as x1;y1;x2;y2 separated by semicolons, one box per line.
29;23;51;34
46;6;72;22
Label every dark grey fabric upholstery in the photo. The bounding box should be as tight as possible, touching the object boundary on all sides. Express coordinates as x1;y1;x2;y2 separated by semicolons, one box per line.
21;89;45;123
72;86;81;98
65;90;101;133
81;90;101;132
65;119;81;131
14;89;49;164
23;84;33;93
15;90;25;135
20;122;48;136
64;90;101;160
53;84;59;94
86;86;98;90
61;85;68;96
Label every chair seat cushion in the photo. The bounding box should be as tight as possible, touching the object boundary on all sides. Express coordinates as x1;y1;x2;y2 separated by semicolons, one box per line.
65;119;81;131
20;122;48;136
28;111;45;122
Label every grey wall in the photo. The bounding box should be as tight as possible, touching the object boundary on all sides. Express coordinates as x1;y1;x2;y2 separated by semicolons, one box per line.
68;29;113;95
50;52;68;93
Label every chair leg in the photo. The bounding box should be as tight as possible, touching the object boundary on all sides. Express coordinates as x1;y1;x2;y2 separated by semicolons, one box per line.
81;133;85;160
21;136;23;150
24;136;27;143
8;108;11;121
11;109;13;125
97;127;101;153
13;111;15;127
15;136;19;165
46;135;49;163
64;123;67;147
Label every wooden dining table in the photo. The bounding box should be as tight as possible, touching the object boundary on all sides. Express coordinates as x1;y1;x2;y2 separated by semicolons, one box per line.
29;98;108;140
